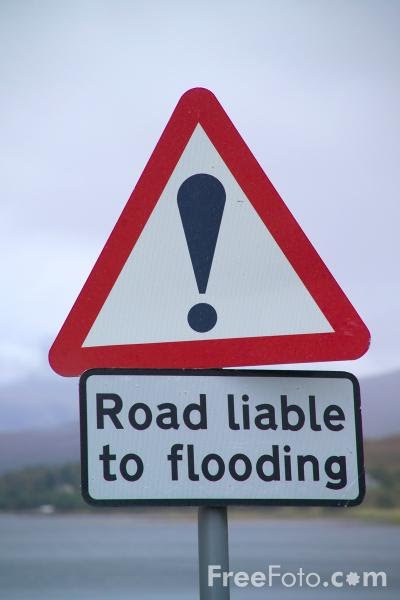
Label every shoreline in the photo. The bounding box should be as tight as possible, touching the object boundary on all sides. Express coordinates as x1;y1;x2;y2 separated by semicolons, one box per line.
1;506;399;525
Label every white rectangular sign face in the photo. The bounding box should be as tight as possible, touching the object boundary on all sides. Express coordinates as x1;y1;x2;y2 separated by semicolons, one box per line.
80;370;364;506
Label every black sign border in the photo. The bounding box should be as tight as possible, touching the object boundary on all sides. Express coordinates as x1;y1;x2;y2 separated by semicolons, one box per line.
79;369;365;508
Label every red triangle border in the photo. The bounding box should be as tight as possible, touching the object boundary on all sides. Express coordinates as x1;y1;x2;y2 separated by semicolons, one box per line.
49;88;370;376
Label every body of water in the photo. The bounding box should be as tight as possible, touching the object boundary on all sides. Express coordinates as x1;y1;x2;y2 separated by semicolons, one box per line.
0;513;398;599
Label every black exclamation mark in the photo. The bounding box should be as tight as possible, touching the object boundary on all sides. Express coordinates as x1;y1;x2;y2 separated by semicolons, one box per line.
177;173;226;333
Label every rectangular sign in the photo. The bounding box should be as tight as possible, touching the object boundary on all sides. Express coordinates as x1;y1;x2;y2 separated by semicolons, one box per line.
80;369;364;507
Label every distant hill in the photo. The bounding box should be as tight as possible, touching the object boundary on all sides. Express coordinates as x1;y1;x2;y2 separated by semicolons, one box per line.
360;369;400;437
0;367;399;475
0;372;76;431
0;435;398;512
0;422;79;474
0;368;399;436
0;422;399;476
364;434;400;471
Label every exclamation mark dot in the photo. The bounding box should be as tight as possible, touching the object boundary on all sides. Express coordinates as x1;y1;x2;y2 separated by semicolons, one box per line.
177;173;226;333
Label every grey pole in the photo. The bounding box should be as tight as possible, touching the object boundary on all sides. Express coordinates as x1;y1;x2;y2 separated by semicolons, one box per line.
198;506;230;600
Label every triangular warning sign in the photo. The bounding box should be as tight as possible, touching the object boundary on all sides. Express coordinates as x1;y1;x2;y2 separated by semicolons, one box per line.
49;88;370;376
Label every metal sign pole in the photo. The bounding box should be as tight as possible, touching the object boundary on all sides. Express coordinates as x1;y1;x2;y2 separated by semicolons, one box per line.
198;506;230;600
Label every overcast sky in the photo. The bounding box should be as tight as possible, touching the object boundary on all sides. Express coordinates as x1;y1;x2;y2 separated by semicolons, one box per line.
1;0;400;391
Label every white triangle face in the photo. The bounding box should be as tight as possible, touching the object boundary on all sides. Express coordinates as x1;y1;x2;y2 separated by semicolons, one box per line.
83;125;333;348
